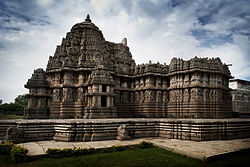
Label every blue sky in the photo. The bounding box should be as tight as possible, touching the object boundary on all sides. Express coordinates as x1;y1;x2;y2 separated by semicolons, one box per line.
0;0;250;103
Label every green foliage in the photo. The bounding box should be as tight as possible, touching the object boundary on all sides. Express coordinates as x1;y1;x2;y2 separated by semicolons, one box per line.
46;143;153;158
46;147;95;158
46;145;128;158
10;145;29;162
103;145;127;153
137;141;153;149
0;142;14;155
0;94;28;117
14;95;28;107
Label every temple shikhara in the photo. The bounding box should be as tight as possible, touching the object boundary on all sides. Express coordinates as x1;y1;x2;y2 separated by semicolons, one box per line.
24;15;233;119
1;15;250;144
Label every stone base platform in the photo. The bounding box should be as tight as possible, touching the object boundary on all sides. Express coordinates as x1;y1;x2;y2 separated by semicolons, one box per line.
0;118;250;143
17;137;250;161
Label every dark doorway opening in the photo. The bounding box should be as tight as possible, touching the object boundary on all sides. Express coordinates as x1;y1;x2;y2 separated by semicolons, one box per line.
102;85;107;92
101;96;107;107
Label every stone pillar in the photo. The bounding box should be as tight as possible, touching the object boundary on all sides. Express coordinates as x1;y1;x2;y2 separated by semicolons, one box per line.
93;84;98;93
162;78;168;88
140;78;144;87
78;73;83;84
156;77;161;87
88;85;92;93
97;96;101;106
93;96;97;106
107;96;111;107
111;97;114;106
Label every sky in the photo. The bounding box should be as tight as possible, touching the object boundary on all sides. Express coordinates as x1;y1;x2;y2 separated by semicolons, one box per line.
0;0;250;103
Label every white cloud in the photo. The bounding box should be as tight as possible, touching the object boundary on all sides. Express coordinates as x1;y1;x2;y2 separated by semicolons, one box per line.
37;0;53;6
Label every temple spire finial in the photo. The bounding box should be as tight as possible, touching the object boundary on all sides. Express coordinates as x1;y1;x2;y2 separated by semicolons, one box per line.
85;14;91;22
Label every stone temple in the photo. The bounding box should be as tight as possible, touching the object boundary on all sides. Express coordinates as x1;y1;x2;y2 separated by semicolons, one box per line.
24;15;233;119
1;15;249;143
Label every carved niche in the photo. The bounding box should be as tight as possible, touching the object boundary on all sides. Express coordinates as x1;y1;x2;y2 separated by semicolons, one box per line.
144;91;150;103
134;92;139;103
63;88;73;101
191;72;201;85
163;91;169;103
177;89;183;102
53;88;61;101
38;98;46;108
184;74;189;86
183;89;189;103
190;88;203;102
139;91;144;103
190;88;197;102
114;91;120;104
77;87;85;102
55;73;61;84
169;90;177;103
64;72;73;84
122;92;129;103
156;91;163;103
203;88;210;102
203;73;209;85
149;91;155;102
170;76;176;86
130;92;135;102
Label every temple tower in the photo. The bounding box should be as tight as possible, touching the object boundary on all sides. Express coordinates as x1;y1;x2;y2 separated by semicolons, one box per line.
85;65;117;118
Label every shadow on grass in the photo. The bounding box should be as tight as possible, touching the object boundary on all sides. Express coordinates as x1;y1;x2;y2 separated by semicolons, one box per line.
1;147;250;167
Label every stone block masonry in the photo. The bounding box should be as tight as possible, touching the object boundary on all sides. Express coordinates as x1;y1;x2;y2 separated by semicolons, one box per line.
1;118;250;143
24;15;233;119
229;79;250;117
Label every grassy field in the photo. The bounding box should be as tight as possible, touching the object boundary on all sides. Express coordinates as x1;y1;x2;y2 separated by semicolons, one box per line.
1;147;250;167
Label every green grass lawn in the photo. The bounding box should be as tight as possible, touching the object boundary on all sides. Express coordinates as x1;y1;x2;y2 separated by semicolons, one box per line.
1;147;250;167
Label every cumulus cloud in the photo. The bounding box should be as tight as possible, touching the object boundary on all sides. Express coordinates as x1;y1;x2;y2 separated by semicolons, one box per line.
0;0;249;103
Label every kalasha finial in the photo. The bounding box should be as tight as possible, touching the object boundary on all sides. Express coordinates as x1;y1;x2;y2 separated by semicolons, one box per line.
85;14;91;22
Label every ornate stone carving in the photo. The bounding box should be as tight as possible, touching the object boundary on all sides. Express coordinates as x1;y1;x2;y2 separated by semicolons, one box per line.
135;92;139;103
183;89;189;102
139;91;144;103
53;88;61;101
63;88;73;101
184;74;189;86
5;126;23;142
116;124;130;140
204;89;210;102
163;91;168;103
25;15;233;119
77;87;84;102
122;92;129;103
156;91;163;103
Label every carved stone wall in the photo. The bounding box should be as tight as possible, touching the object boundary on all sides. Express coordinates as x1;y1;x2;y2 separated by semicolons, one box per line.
230;79;250;117
25;15;233;119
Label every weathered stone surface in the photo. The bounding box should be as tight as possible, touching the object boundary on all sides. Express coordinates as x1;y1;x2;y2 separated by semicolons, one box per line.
0;118;250;143
16;138;250;161
229;79;250;117
117;124;131;140
24;15;233;119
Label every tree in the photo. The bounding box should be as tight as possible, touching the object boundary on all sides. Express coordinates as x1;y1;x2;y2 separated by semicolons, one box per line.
0;94;28;117
14;94;28;107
